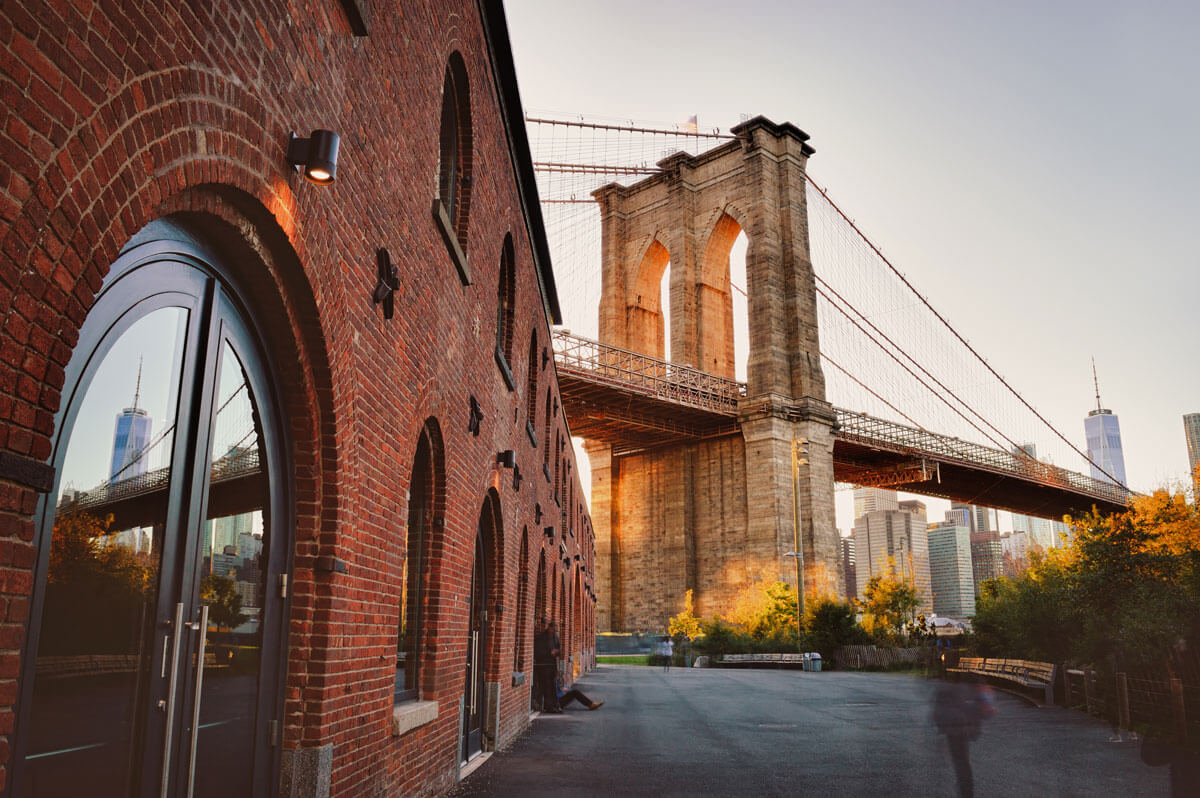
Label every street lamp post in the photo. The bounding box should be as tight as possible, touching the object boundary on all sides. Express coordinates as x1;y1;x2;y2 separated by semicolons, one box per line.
788;437;810;647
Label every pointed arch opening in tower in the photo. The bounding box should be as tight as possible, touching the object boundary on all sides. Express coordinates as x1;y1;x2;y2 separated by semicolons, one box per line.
698;213;749;381
627;238;670;361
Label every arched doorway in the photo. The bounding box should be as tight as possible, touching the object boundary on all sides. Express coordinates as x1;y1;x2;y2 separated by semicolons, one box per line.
16;223;291;797
463;492;500;762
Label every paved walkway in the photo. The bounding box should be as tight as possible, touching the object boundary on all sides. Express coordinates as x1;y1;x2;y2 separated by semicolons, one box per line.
453;665;1168;797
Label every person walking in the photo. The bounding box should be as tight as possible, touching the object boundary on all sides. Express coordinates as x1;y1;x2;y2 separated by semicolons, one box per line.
932;676;994;797
533;616;561;713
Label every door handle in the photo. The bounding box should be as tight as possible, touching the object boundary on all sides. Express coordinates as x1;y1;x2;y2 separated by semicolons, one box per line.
469;631;479;714
160;602;185;798
186;603;210;798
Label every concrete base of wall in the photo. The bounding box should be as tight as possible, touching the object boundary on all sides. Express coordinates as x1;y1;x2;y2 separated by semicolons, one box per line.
280;743;333;798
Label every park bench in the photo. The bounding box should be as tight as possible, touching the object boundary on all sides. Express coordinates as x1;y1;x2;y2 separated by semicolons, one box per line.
719;653;806;667
946;656;1057;705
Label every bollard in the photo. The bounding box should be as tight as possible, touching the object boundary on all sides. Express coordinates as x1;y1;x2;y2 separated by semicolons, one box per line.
1116;673;1130;732
1171;677;1187;743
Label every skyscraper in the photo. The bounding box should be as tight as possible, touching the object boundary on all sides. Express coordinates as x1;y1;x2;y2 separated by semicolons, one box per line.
1184;413;1200;498
109;363;152;483
1084;361;1127;487
928;517;975;620
853;487;899;518
853;499;932;615
841;535;857;602
970;529;1003;595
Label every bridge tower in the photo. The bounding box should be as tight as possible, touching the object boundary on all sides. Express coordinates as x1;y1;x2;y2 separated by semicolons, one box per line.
587;117;841;632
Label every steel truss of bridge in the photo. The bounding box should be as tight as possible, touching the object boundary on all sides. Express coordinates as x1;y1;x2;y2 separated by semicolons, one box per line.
552;331;1131;519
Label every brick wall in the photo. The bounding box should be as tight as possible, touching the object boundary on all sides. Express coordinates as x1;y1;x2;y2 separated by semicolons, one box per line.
0;1;593;795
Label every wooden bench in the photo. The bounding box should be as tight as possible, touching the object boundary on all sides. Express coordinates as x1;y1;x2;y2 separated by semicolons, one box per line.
946;656;1057;705
720;653;806;667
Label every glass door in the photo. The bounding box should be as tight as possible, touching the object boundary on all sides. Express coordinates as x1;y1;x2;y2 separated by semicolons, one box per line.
19;245;288;798
461;534;486;762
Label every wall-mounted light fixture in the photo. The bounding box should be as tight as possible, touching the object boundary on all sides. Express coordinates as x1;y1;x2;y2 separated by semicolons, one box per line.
543;526;555;539
287;129;341;185
496;450;516;469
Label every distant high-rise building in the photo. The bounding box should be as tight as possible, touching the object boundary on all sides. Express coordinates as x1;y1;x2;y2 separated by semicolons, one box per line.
853;487;899;519
928;519;975;620
970;530;1003;595
951;502;992;534
1000;530;1030;577
898;499;927;523
1184;413;1200;498
841;535;857;602
1084;361;1127;487
109;364;152;483
945;506;971;529
853;502;932;615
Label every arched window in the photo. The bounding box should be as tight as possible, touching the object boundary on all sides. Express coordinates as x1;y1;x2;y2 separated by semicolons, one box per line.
542;388;552;480
514;528;530;672
435;52;472;285
553;430;561;504
398;419;444;702
524;331;538;446
494;235;516;387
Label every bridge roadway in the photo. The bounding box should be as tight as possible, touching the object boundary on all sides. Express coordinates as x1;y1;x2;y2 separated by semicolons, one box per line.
553;332;1131;518
452;665;1164;797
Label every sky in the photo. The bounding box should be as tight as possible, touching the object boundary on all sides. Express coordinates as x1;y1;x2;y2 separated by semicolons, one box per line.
504;0;1200;533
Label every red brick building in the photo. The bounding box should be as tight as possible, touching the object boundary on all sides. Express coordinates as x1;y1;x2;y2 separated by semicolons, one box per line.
0;1;595;795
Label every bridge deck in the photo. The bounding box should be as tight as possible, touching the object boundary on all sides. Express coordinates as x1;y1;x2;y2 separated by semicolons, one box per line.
553;331;1131;518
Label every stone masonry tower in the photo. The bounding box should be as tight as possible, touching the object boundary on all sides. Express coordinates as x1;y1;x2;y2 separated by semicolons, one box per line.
586;117;841;632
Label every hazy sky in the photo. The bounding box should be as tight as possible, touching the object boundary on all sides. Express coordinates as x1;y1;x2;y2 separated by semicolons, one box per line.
505;1;1200;529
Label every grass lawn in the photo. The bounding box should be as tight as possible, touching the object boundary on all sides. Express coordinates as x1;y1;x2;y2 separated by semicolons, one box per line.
597;654;650;666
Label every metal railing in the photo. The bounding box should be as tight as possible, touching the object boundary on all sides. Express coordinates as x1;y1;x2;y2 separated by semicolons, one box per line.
551;332;1133;507
67;447;261;511
835;409;1133;505
551;331;744;414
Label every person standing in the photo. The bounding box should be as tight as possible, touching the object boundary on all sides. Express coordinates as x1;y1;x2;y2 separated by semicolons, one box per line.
659;635;674;672
533;616;561;713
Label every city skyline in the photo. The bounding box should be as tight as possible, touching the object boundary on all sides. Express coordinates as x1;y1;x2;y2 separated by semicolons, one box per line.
507;1;1199;530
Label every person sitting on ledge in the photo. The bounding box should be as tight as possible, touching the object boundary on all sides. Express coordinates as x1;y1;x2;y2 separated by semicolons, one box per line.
556;675;605;711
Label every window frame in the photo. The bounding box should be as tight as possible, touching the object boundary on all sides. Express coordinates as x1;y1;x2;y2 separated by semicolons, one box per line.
433;53;472;286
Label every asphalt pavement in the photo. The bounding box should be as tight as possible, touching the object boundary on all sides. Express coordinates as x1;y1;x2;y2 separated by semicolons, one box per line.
452;664;1169;797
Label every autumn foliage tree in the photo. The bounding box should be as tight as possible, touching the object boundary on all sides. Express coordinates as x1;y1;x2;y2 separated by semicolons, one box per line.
667;589;703;640
971;485;1200;671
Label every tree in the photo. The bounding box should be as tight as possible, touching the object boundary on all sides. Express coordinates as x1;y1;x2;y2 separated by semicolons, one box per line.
972;484;1200;671
724;578;799;643
859;566;922;642
200;573;248;632
803;596;868;658
668;589;703;640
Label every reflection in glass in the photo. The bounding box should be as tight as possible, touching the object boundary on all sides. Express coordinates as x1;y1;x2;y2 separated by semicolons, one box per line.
24;307;187;796
193;342;266;798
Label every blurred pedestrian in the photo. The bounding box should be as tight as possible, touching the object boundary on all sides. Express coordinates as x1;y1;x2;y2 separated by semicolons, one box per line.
658;636;674;672
932;676;994;797
533;616;561;713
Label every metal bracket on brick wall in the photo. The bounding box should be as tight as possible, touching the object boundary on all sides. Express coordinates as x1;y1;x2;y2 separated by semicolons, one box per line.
372;248;399;320
468;395;484;436
315;556;348;575
0;451;55;492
